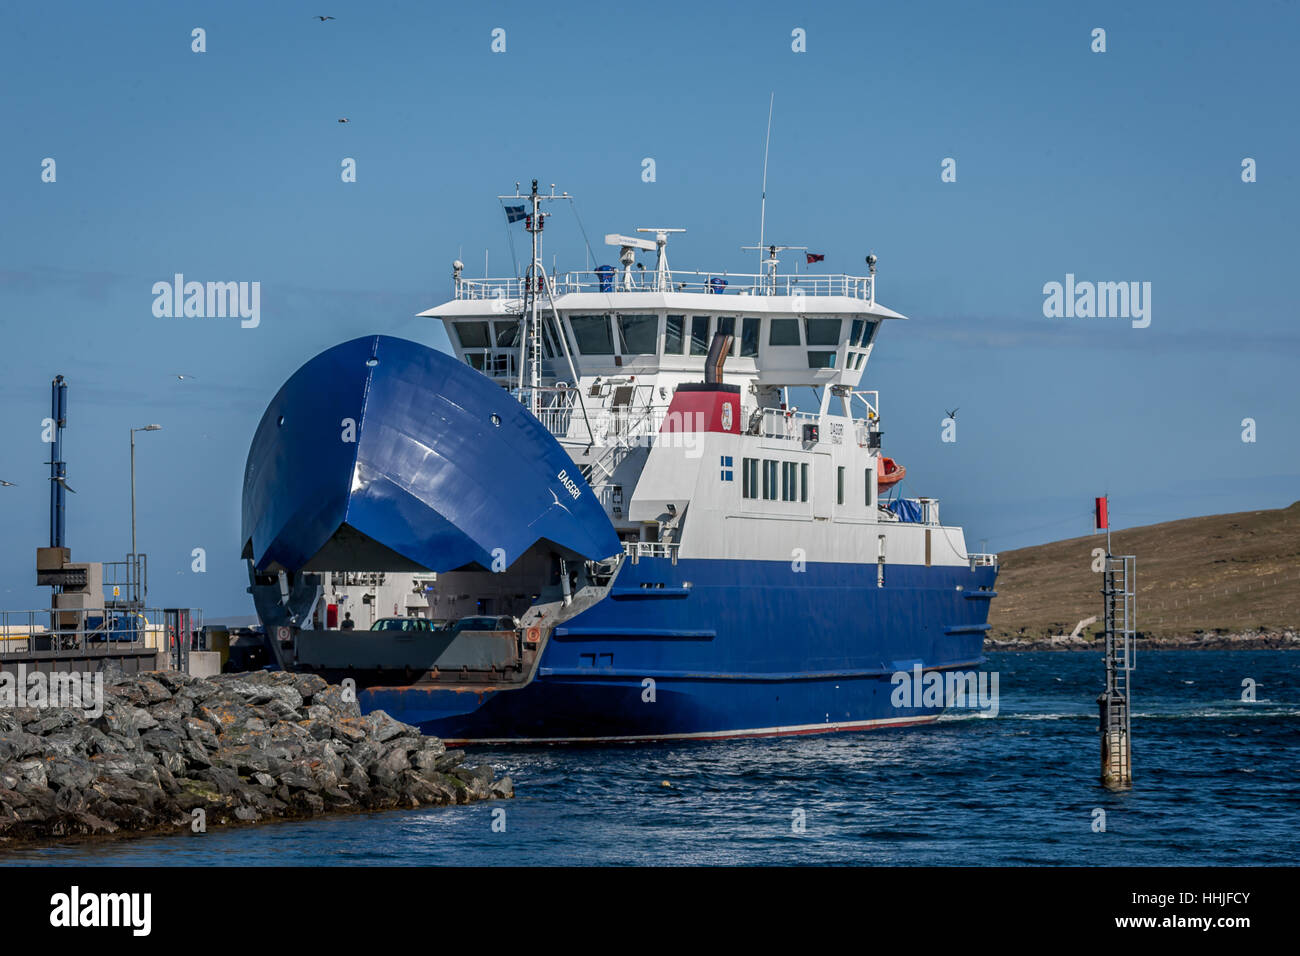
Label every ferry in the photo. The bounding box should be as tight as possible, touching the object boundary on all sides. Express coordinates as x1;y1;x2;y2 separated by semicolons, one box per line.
241;180;998;743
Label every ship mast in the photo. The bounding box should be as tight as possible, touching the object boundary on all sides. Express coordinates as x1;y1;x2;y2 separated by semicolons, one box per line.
526;179;543;416
499;178;558;417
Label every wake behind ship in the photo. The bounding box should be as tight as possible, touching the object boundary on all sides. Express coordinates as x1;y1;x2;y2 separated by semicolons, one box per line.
242;182;998;743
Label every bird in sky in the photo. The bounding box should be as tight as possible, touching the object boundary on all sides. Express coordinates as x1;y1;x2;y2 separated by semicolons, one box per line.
50;476;76;494
337;118;350;124
175;373;197;382
314;15;335;21
945;408;959;420
0;479;16;487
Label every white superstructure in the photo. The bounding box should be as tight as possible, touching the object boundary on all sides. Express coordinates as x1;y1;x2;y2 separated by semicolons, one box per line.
415;195;996;578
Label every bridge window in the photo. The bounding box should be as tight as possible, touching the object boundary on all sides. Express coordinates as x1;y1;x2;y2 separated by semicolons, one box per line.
741;317;760;357
805;318;842;346
569;314;614;354
689;316;711;355
742;458;758;498
769;318;800;346
801;463;809;503
665;314;686;354
806;351;837;369
453;321;490;349
762;459;778;500
716;316;736;354
865;468;875;507
616;314;659;354
494;319;519;349
837;466;845;505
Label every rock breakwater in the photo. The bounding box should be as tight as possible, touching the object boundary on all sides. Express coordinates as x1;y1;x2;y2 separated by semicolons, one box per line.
0;669;511;846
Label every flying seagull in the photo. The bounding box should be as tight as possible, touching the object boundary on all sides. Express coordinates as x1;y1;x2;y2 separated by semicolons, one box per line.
0;480;15;487
337;118;350;124
50;476;76;494
945;408;959;420
175;373;197;382
314;15;336;21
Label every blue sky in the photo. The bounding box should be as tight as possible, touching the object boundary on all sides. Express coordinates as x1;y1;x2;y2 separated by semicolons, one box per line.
2;0;1297;616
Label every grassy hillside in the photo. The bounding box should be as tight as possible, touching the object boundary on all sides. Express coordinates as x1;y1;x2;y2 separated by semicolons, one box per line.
987;501;1300;641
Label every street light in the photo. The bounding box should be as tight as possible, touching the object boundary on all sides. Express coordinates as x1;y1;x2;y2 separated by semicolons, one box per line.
130;424;162;558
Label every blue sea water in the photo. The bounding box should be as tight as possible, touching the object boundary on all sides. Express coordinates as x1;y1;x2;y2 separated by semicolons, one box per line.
5;651;1297;866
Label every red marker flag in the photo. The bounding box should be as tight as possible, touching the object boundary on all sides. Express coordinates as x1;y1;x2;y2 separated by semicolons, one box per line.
806;253;825;264
1095;497;1108;531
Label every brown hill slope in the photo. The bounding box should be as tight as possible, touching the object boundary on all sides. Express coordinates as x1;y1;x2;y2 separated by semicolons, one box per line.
987;501;1300;642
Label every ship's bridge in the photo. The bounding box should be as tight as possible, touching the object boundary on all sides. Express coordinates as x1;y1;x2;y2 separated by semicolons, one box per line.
418;270;906;394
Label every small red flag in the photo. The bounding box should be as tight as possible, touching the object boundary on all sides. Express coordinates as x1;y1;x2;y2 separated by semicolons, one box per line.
1095;497;1108;530
806;253;825;264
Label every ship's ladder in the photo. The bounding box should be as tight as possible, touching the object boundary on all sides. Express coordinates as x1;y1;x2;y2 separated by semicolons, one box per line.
588;401;660;481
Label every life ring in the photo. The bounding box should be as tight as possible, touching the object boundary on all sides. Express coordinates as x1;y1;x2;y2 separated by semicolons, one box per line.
525;627;541;644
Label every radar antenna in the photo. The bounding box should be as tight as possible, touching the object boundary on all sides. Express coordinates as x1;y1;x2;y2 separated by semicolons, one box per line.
741;243;807;294
603;228;684;292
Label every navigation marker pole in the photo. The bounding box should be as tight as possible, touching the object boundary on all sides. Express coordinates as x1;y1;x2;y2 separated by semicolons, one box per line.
1095;495;1136;789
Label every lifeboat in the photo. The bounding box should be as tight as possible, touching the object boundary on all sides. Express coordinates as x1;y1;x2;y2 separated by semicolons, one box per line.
877;456;906;491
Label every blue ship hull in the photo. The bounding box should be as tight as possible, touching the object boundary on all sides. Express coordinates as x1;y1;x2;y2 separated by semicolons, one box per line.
243;335;997;744
363;557;996;743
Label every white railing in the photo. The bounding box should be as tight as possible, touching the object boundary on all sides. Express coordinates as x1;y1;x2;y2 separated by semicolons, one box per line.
759;407;821;441
0;606;173;656
533;405;575;437
762;407;812;438
558;405;670;445
455;271;874;302
453;277;531;301
601;405;669;443
621;541;680;562
754;407;880;449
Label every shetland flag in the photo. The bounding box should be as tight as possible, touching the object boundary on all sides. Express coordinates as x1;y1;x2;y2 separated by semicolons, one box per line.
504;205;527;223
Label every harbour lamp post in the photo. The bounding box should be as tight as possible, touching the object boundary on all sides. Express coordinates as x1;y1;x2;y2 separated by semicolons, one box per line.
130;425;162;603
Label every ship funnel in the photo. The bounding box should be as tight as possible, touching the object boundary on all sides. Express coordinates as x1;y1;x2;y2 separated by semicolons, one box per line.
704;331;733;385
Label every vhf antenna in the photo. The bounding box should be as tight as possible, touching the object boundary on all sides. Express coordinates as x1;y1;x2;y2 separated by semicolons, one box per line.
758;92;774;275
